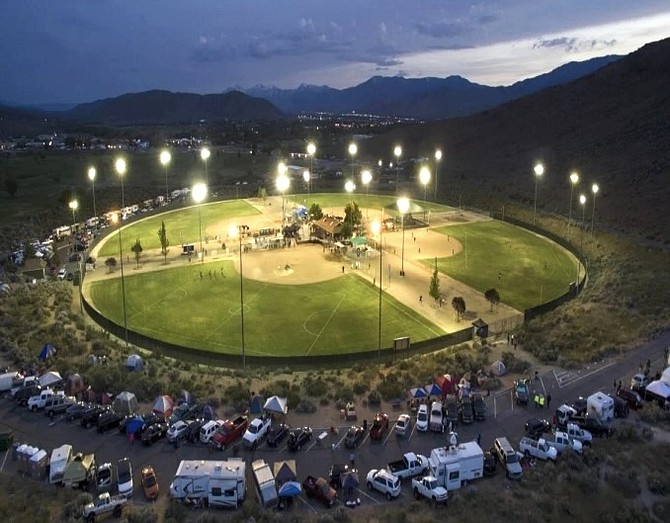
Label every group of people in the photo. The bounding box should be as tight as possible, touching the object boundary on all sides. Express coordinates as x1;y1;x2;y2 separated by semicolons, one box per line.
533;392;551;409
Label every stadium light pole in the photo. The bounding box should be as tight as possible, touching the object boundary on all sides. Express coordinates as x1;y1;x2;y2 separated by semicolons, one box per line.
230;224;246;372
361;169;372;219
192;182;207;262
303;170;311;204
307;142;316;177
394;146;402;192
371;218;383;359
590;183;599;235
419;166;431;224
111;212;129;347
532;163;544;225
276;163;290;225
577;194;587;292
160;150;171;204
68;199;78;229
568;171;579;229
348;142;357;181
87;167;97;220
434;149;442;199
115;158;127;209
397;197;410;276
200;147;210;184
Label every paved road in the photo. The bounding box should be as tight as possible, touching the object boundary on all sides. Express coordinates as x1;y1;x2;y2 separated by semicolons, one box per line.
1;330;667;513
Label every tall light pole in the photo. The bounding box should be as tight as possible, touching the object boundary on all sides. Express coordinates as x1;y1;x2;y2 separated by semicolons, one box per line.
87;167;97;220
276;163;290;225
532;163;544;225
397;197;410;276
230;224;246;371
371;218;383;359
345;179;356;196
348;142;357;181
68;199;78;229
434;149;442;199
307;142;316;179
361;169;372;219
568;171;579;229
394;146;402;192
303;170;311;205
590;183;599;235
419;167;430;223
160;150;171;204
577;194;587;291
200;148;210;184
115;158;127;209
192;183;207;262
111;212;129;346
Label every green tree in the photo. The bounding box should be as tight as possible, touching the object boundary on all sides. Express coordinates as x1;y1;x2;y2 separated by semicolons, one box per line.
131;239;143;269
452;296;466;321
157;221;170;264
105;257;117;273
484;288;501;312
429;257;441;304
5;176;18;198
309;203;323;221
257;186;267;201
340;221;353;239
344;201;362;227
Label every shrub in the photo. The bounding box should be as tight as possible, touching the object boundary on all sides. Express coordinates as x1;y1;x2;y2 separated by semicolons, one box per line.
367;390;382;405
295;400;317;414
647;471;670;495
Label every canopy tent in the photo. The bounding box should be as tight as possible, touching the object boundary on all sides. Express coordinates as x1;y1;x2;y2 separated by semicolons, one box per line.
436;374;457;395
113;391;139;415
38;344;56;361
273;460;297;484
152;395;175;418
278;481;302;497
646;380;670;400
263;395;288;415
350;236;368;246
662;367;670;386
424;383;442;397
38;371;62;388
410;387;428;399
491;360;507;376
125;354;143;371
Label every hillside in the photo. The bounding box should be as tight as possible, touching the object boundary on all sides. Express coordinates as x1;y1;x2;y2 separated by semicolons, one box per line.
367;38;670;244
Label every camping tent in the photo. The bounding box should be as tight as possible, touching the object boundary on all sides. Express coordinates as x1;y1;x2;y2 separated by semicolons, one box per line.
410;387;427;399
125;354;143;371
645;380;670;401
125;416;144;435
202;405;215;421
491;360;507;376
278;481;302;497
250;395;264;414
273;460;297;484
425;383;442;397
38;344;56;361
38;371;62;388
436;374;457;395
662;367;670;386
113;391;138;415
152;395;174;418
177;390;193;405
263;395;288;415
65;373;84;396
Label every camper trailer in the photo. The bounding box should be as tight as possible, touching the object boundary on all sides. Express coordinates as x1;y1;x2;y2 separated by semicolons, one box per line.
49;444;74;484
428;442;484;490
169;459;246;509
587;392;615;422
252;460;278;508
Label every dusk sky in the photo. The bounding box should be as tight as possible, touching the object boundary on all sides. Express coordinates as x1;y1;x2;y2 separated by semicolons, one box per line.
2;1;670;105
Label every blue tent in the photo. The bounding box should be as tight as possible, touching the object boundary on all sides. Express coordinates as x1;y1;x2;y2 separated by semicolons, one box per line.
278;481;302;497
38;344;56;361
424;383;442;396
410;387;427;399
202;405;215;421
126;416;144;435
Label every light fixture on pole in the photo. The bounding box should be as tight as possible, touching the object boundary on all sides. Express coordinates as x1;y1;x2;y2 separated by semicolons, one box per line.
532;162;544;225
307;142;316;178
192;182;208;262
229;224;246;371
276;163;290;225
434;149;442;199
115;158;127;209
577;194;587;290
371;218;383;359
303;170;311;204
68;199;78;229
361;170;372;219
344;179;356;195
419;166;431;223
111;212;129;346
397;197;410;276
568;171;579;229
87;167;97;220
348;142;357;180
394;146;402;191
160;150;171;204
200;148;210;184
590;183;599;234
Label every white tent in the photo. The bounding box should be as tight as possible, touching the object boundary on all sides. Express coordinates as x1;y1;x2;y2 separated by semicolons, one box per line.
263;395;288;415
491;360;506;376
113;391;139;415
38;371;63;388
646;380;670;400
125;354;143;370
661;367;670;386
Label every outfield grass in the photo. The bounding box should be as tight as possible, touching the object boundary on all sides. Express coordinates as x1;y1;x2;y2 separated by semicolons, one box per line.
89;261;445;356
429;221;577;311
96;200;261;258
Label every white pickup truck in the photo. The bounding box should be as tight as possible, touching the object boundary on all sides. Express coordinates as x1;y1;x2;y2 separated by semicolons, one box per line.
387;452;429;480
545;430;583;454
519;437;558;461
82;492;127;522
565;423;593;446
243;417;272;448
411;476;448;505
27;388;59;411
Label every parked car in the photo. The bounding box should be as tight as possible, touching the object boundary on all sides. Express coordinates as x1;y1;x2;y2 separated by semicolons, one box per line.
366;468;401;500
630;373;652;393
514;379;530;405
97;463;115;493
395;414;411;438
44;395;76;418
14;384;42;406
460;397;474;424
577;415;615;437
445;395;459;426
616;387;644;409
416;405;429;432
97;411;124;433
185;419;206;443
524;417;552;438
66;401;90;421
287;427;313;451
344;425;366;448
483;450;497;477
166;421;189;442
81;405;109;428
302;475;336;507
472;393;487;421
141;466;159;500
267;423;290;447
117;458;133;498
329;463;350;488
370;413;389;441
141;422;168;446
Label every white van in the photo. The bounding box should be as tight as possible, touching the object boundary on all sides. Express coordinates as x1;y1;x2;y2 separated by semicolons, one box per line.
199;420;223;444
0;371;23;392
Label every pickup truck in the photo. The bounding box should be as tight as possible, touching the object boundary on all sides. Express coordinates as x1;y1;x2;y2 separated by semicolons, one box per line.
82;492;127;522
302;475;337;507
369;413;389;441
445;395;459;426
429;402;444;432
411;476;448;505
519;437;558;461
545;431;583;454
211;415;248;450
387;452;429;480
27;388;57;411
564;423;593;445
243;416;272;448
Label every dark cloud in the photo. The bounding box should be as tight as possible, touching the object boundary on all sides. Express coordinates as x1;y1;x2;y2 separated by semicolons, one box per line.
477;14;499;25
415;20;467;39
533;37;618;52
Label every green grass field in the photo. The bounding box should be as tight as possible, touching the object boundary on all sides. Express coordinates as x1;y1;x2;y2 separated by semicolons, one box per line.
89;261;444;356
288;193;453;215
429;221;577;311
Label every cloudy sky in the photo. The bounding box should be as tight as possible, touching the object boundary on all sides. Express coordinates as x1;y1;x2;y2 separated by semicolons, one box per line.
2;0;670;105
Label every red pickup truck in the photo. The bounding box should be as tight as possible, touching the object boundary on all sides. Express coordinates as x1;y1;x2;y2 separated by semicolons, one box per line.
211;415;248;450
369;412;389;441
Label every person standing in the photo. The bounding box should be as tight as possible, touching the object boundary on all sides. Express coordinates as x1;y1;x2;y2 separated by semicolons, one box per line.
419;295;423;304
546;394;552;409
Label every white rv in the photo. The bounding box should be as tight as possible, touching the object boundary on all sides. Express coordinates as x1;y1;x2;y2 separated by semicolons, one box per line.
0;371;23;392
49;444;74;485
169;459;246;509
428;442;484;490
587;392;614;422
252;460;278;509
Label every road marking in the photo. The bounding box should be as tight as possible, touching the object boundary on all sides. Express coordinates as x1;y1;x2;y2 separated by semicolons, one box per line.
382;423;397;446
357;487;382;504
297;495;318;513
334;432;347;449
0;449;8;472
554;361;617;389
